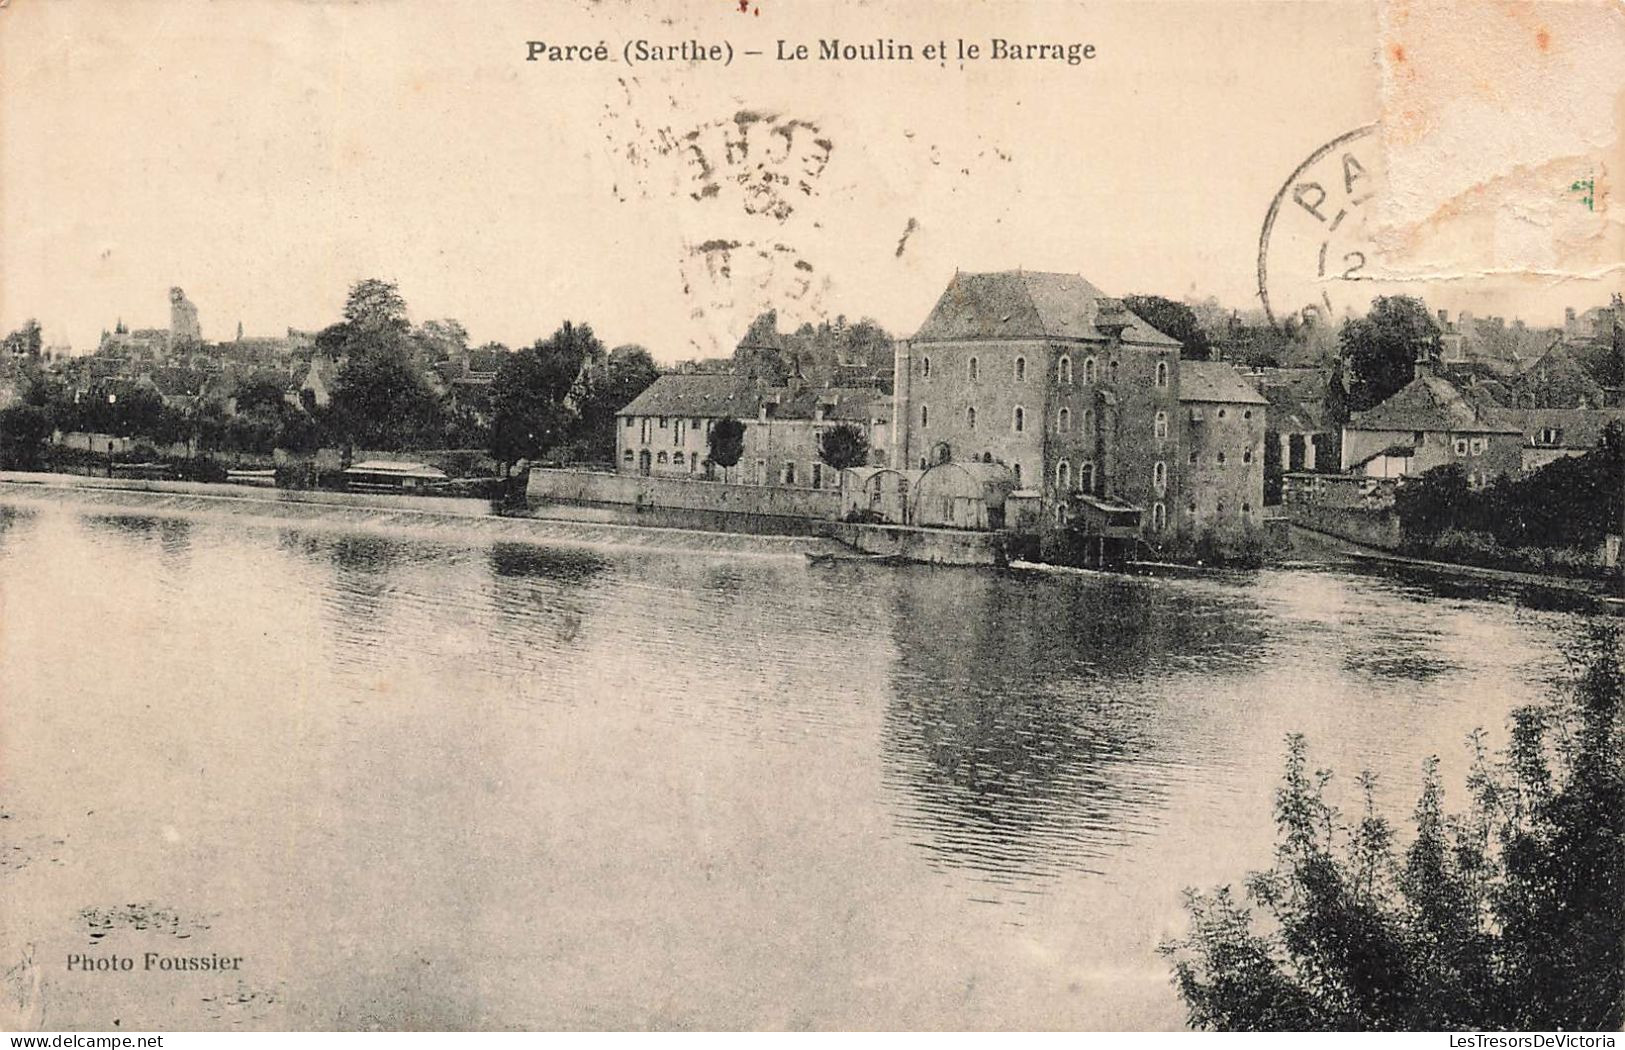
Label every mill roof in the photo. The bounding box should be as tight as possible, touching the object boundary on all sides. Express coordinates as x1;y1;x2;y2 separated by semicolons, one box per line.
912;271;1182;348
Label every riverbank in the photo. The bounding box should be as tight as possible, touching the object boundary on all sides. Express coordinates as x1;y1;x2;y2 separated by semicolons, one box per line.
1291;523;1623;600
0;473;845;560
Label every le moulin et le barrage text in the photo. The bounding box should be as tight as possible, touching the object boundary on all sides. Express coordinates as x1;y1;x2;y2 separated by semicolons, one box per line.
526;37;1097;67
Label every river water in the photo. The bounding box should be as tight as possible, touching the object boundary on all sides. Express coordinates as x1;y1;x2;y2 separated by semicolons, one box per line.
0;492;1606;1030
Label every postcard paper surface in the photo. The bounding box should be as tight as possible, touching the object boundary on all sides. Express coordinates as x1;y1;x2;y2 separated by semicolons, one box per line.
1;0;1621;1033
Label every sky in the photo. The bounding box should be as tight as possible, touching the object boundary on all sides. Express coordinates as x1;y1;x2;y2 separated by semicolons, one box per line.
0;0;1611;361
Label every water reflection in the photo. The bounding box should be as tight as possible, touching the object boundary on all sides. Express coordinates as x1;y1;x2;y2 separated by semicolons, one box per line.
881;568;1271;882
0;494;1605;1030
487;542;609;582
486;541;608;646
1342;562;1617;617
83;513;194;555
0;503;34;545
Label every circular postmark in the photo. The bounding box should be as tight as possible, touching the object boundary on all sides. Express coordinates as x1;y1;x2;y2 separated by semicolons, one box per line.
1257;124;1383;331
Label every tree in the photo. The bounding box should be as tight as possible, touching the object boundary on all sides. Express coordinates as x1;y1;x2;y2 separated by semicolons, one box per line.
1125;295;1213;360
2;319;43;358
95;386;166;440
1162;624;1624;1031
326;282;447;450
232;377;290;417
573;343;660;462
328;342;445;450
1339;297;1441;412
817;422;869;472
414;318;470;361
342;278;410;335
0;403;52;469
488;322;601;471
707;418;746;482
1394;463;1468;547
1394;427;1623;556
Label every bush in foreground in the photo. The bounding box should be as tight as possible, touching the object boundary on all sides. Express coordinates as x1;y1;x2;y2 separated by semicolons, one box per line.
1162;625;1623;1031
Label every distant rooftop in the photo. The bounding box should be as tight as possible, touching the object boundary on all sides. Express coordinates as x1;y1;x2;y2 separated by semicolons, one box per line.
617;373;761;419
1349;374;1520;434
1178;360;1269;405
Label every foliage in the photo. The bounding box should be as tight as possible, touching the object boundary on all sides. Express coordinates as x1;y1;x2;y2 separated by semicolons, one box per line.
489;322;601;468
1397;426;1622;566
817;422;869;471
10;276;656;470
1393;463;1469;545
413;318;470;362
66;384;173;441
232;377;290;417
734;311;895;388
707;418;746;480
328;315;446;450
0;403;53;469
572;343;660;462
1163;625;1625;1031
172;455;228;483
2;318;43;358
1339;297;1441;412
1124;295;1212;360
342;278;410;335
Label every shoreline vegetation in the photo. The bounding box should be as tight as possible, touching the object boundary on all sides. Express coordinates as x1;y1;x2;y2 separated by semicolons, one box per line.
1163;624;1624;1031
1392;435;1623;584
1291;523;1621;598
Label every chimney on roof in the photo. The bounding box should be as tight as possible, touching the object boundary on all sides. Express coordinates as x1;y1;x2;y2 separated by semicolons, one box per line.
1438;309;1449;327
1094;298;1131;339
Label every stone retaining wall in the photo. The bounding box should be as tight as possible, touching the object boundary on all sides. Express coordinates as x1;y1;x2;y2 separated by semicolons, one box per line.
527;467;841;523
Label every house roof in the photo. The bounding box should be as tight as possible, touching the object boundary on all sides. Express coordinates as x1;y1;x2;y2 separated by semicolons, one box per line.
1351;443;1416;469
1500;407;1625;449
776;386;889;421
617;373;761;419
1348;374;1520;434
1179;361;1269;405
912;271;1182;348
346;461;448;478
1262;384;1327;431
824;391;890;422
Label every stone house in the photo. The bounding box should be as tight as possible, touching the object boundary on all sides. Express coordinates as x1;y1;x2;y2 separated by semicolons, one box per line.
1342;374;1522;488
892;270;1265;541
1178;361;1270;534
1499;406;1625;474
615;373;890;490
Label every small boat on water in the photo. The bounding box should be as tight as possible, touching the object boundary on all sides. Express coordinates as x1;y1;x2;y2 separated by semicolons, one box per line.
805;550;905;566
